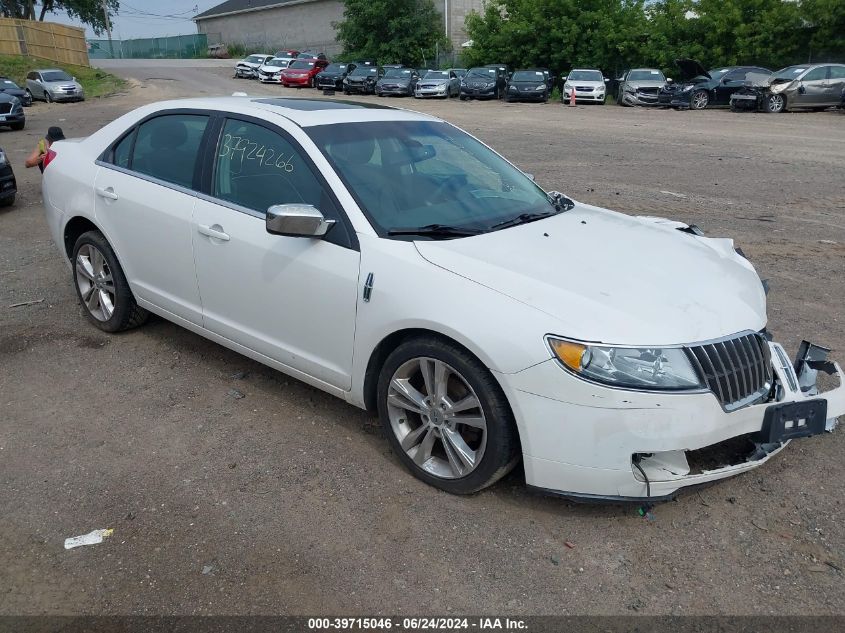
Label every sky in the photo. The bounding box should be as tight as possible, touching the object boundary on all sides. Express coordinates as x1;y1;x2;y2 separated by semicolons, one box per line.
36;1;222;39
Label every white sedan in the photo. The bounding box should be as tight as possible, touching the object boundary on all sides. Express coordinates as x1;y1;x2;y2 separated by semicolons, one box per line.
42;96;844;500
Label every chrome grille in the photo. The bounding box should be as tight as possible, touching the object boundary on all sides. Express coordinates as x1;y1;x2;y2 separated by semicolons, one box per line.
686;332;772;411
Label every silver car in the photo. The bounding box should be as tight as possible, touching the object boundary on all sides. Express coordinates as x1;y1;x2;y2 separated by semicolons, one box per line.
26;69;85;103
414;69;461;98
764;63;845;112
616;68;666;106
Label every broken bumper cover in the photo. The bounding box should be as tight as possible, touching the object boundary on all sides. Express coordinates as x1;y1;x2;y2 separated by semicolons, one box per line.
498;341;844;501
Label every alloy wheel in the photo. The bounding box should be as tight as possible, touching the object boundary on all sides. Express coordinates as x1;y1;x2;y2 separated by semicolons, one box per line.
75;244;116;321
386;357;487;479
768;93;785;113
691;91;708;109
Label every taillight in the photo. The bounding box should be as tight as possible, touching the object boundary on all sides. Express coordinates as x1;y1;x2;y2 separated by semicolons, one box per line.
43;149;56;169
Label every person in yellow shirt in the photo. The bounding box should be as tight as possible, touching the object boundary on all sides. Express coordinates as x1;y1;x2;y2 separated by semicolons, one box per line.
25;126;64;172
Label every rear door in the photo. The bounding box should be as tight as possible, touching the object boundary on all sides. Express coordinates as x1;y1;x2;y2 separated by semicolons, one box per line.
823;65;845;105
94;111;210;325
191;116;360;389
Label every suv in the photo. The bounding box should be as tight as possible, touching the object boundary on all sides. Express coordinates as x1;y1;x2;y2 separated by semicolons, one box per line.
658;59;772;110
26;69;84;102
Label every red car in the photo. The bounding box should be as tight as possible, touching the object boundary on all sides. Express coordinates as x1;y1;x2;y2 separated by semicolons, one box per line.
280;58;329;88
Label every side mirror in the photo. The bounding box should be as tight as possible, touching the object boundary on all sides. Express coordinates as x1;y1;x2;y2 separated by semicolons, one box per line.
604;77;609;82
266;204;335;237
666;77;673;83
722;76;731;83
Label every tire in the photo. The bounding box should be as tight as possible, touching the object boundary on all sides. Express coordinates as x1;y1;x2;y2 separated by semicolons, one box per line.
690;89;709;110
377;337;520;494
72;231;148;333
25;89;32;103
10;121;24;130
459;95;468;101
764;93;786;113
0;194;14;207
44;91;52;103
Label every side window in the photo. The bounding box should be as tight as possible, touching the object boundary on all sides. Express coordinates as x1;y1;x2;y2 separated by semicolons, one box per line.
803;67;828;81
829;66;845;79
214;118;337;217
723;69;745;82
112;130;134;168
131;114;209;189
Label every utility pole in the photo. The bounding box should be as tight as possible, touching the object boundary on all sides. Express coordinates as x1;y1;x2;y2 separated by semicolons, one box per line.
100;0;115;59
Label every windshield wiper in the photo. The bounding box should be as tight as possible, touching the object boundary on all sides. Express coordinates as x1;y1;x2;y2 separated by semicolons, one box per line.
490;210;560;231
387;224;483;239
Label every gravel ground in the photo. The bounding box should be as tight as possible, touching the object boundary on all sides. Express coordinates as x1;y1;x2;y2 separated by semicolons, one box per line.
1;61;844;616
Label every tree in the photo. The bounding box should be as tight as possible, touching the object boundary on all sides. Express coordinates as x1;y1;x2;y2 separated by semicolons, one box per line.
0;1;119;35
334;0;449;67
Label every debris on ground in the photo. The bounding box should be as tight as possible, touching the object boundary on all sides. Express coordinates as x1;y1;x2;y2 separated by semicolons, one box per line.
550;555;560;566
564;541;575;549
8;299;44;308
227;388;245;399
638;505;655;521
230;370;248;380
64;528;114;550
751;518;769;531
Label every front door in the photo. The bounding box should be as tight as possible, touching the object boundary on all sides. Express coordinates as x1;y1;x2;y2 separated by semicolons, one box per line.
191;117;360;390
94;112;210;324
796;66;829;106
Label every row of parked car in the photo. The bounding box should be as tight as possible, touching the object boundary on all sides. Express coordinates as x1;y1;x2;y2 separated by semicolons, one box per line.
234;52;845;112
0;68;87;134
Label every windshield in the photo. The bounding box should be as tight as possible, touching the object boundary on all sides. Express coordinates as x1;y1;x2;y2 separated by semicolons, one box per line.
628;69;664;81
307;120;554;238
43;71;72;82
773;65;808;80
244;56;266;64
466;67;496;79
322;63;347;73
266;58;289;68
0;79;19;88
567;70;602;82
289;60;315;70
351;66;378;77
424;71;449;80
512;70;545;81
384;68;411;78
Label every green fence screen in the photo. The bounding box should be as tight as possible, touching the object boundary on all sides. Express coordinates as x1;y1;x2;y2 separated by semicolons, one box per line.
87;34;208;59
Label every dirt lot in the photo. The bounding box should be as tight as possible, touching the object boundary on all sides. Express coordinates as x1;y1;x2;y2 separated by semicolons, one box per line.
1;61;844;616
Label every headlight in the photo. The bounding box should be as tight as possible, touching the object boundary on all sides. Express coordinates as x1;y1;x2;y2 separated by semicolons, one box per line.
536;85;546;91
682;84;695;92
564;82;572;89
548;337;704;391
509;85;517;91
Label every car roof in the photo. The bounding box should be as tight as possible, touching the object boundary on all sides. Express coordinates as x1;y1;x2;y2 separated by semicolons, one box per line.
138;96;438;128
35;68;65;72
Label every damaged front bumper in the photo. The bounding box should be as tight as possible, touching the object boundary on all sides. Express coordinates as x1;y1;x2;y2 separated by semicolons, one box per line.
500;340;844;502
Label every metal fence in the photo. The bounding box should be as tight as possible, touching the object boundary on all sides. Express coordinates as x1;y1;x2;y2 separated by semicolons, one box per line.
87;34;208;59
0;18;89;66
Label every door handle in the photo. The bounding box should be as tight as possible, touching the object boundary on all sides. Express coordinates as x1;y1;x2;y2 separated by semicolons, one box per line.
198;224;230;242
95;186;119;200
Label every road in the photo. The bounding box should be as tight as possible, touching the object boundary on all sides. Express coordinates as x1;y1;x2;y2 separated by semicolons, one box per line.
1;60;844;616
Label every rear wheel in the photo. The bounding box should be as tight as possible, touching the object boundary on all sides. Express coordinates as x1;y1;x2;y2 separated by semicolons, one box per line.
72;231;148;333
377;337;520;494
690;89;709;110
25;89;32;103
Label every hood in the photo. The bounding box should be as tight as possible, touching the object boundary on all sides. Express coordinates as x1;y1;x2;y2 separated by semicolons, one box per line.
566;79;604;87
675;58;710;81
421;78;449;86
379;77;411;85
414;204;766;346
511;79;546;87
258;65;282;72
624;79;665;89
237;61;261;67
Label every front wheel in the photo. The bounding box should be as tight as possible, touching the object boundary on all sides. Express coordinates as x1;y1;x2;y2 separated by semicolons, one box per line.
10;121;24;130
44;91;53;103
72;231;148;333
377;337;520;494
690;89;709;110
765;93;786;113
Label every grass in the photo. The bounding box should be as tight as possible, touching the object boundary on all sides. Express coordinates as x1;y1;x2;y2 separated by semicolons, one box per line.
0;55;128;98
